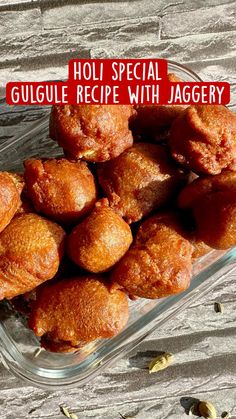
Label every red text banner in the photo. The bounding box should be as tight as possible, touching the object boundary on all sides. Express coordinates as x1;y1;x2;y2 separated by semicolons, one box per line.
6;59;230;106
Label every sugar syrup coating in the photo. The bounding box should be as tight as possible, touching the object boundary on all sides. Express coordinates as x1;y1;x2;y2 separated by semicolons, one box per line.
28;276;129;349
0;213;65;300
169;105;236;174
24;158;97;224
49;104;135;162
111;212;193;299
179;172;236;249
0;172;21;233
97;143;188;223
67;199;133;273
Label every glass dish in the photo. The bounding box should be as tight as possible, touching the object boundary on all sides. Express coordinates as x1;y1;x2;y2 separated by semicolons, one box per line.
0;61;235;390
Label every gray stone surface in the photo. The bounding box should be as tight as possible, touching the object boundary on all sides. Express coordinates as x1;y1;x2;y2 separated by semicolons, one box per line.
0;1;236;418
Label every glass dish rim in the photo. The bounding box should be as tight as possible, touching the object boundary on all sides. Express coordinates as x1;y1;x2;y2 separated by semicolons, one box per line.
1;249;236;389
1;60;235;390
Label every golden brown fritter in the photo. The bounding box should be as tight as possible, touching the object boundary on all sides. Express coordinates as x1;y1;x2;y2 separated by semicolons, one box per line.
0;213;65;300
179;172;236;249
67;199;133;273
135;210;212;262
97;143;188;224
7;172;25;195
24;158;97;224
141;210;211;261
111;212;193;299
132;210;210;261
191;238;212;261
28;276;129;349
130;73;187;139
169;105;236;174
49;105;134;162
6;172;35;217
0;172;21;233
179;171;236;209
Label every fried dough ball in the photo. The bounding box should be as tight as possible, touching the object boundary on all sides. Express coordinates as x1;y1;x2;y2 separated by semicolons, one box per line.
7;172;25;195
142;211;211;261
179;171;236;249
170;105;236;174
9;173;36;217
29;276;129;350
67;200;133;273
111;212;193;299
49;105;134;162
191;238;212;261
24;158;97;224
0;172;21;233
0;213;65;300
133;210;210;261
130;73;187;139
5;172;36;217
97;143;188;223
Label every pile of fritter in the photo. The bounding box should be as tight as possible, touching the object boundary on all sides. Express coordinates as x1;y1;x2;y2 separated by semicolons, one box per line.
0;77;236;352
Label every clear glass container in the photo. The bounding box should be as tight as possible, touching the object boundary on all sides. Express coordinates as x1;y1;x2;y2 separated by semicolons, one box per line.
0;61;235;389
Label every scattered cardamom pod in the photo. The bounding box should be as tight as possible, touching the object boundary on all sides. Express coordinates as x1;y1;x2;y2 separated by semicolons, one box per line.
33;347;43;358
60;406;78;419
95;360;103;367
221;412;230;419
149;352;173;374
60;406;71;418
188;402;200;416
198;400;217;419
214;302;224;313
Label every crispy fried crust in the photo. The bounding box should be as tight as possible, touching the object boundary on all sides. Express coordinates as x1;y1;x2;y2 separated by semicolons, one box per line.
130;73;187;138
191;238;212;261
134;210;210;261
97;143;188;223
49;105;134;162
8;173;36;217
170;105;236;174
111;212;193;299
28;276;129;348
24;158;97;224
179;172;236;249
0;213;65;300
7;172;25;195
0;172;21;233
67;199;133;273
